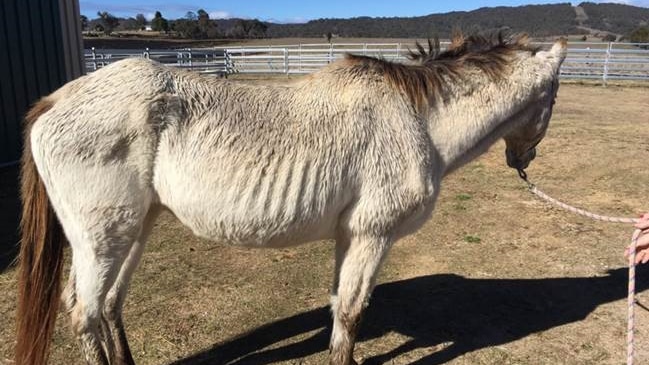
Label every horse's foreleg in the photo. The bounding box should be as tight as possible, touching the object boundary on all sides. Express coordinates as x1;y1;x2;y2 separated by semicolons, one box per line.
329;234;392;365
103;207;160;365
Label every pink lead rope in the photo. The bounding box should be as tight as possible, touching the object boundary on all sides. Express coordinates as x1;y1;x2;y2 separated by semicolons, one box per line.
518;170;641;365
629;229;641;365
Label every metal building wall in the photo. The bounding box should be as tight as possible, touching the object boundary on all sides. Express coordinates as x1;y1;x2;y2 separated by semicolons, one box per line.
0;0;83;165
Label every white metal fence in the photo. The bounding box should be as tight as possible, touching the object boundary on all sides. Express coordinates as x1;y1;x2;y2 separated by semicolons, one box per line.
85;41;649;82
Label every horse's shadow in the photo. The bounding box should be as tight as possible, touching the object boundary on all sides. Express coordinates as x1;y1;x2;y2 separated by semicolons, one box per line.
170;266;649;365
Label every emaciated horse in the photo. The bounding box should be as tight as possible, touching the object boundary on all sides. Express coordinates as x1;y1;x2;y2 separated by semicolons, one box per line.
15;33;566;365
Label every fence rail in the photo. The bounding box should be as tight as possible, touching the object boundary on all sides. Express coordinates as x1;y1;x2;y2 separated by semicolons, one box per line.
85;41;649;82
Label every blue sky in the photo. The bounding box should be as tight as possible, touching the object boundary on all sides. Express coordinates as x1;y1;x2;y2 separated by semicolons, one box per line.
80;1;649;22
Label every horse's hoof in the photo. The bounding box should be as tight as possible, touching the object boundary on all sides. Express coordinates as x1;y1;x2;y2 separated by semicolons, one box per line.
329;358;358;365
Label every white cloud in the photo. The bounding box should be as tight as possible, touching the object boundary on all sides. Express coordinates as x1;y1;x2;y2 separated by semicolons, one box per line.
589;0;649;5
264;17;309;24
209;11;232;19
279;17;309;24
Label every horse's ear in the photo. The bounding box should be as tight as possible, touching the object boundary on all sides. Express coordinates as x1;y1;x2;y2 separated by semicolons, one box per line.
550;38;568;59
536;38;567;68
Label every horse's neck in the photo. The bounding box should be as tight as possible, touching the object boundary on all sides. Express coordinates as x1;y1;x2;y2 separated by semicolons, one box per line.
429;72;533;175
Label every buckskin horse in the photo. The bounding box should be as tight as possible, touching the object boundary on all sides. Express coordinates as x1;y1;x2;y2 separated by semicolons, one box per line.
16;33;566;365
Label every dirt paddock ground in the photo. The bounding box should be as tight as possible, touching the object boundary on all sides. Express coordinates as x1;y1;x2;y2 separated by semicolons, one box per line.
1;82;648;365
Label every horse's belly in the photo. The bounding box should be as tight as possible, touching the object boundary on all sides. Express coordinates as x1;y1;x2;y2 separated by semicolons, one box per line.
154;133;353;247
169;199;339;247
155;171;345;247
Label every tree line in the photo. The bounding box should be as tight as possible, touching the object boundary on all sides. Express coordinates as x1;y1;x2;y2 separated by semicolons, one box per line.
83;9;268;39
83;2;649;42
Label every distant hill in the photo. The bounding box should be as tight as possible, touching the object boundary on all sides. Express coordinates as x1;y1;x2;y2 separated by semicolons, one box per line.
578;2;649;35
262;3;581;38
255;2;649;39
89;2;649;41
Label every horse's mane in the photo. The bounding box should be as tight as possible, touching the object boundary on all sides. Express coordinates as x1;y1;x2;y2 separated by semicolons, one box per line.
342;31;540;112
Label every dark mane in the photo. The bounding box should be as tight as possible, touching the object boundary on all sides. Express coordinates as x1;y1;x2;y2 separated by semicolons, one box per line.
407;32;539;66
343;31;541;113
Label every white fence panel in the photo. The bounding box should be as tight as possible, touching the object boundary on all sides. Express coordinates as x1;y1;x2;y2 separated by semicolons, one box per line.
84;42;649;82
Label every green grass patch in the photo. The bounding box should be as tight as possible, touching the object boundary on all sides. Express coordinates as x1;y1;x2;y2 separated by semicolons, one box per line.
455;193;473;201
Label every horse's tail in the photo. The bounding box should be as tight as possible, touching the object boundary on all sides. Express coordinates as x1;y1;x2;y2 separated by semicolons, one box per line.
15;98;66;365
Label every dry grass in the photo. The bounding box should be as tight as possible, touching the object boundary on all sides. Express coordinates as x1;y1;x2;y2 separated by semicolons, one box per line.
1;83;648;365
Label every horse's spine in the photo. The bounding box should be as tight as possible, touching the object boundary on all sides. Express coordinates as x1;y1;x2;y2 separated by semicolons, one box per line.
15;98;66;365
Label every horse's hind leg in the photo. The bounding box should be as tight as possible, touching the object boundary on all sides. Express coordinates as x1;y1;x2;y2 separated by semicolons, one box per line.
101;242;143;365
55;198;150;365
102;207;161;365
330;233;393;365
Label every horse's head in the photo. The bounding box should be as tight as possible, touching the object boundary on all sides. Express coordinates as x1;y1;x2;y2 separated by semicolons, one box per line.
503;39;567;173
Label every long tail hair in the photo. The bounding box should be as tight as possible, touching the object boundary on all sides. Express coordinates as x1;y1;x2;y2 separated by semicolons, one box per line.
15;98;67;365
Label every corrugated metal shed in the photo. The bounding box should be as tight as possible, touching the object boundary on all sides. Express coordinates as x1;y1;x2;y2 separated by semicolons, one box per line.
0;0;83;165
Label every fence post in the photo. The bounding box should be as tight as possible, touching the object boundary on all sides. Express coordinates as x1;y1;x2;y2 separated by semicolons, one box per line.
91;47;97;71
329;43;334;63
284;48;289;75
603;42;611;86
396;43;401;61
299;44;302;73
224;50;232;75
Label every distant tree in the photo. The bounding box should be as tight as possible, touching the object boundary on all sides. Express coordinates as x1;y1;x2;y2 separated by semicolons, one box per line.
97;11;119;35
231;19;267;38
151;11;169;32
117;17;140;31
325;32;332;43
205;26;220;39
80;15;88;30
172;19;202;38
171;9;220;39
628;26;649;43
227;22;244;38
135;13;147;29
196;9;210;34
197;9;219;38
250;20;268;38
197;10;208;23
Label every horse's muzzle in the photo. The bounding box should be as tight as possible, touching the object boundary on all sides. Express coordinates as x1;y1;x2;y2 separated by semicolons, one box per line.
506;147;536;170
